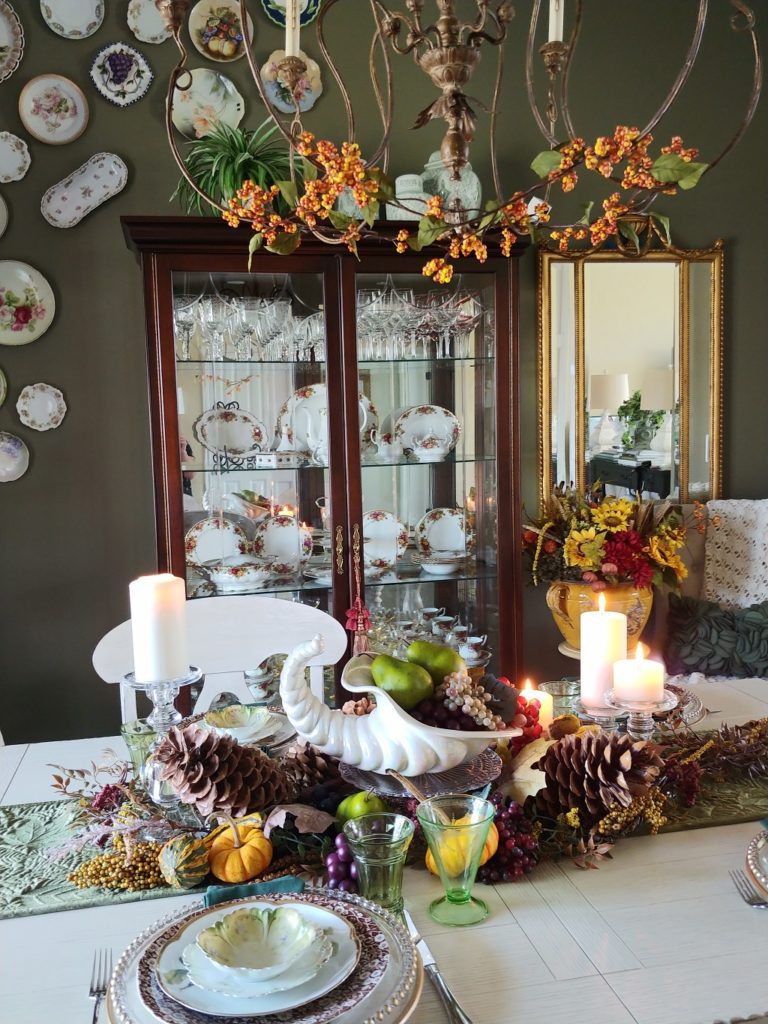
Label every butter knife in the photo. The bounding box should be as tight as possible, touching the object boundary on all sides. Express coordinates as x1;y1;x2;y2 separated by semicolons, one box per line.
403;910;473;1024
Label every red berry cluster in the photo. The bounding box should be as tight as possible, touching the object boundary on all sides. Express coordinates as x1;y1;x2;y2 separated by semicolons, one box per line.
507;693;543;756
477;793;539;884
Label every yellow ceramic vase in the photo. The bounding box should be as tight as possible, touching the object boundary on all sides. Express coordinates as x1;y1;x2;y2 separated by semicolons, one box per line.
546;581;653;654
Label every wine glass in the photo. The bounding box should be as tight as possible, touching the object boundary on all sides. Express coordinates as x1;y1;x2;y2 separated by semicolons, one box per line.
173;295;197;360
198;295;234;360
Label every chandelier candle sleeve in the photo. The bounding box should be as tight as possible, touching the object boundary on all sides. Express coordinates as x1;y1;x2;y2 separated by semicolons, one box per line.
521;681;554;733
548;0;565;43
613;648;665;703
285;0;300;58
128;574;188;683
579;593;627;709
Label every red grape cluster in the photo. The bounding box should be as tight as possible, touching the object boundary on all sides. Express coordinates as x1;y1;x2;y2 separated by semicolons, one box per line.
324;833;358;893
409;697;480;731
507;693;543;756
477;793;539;884
106;50;135;85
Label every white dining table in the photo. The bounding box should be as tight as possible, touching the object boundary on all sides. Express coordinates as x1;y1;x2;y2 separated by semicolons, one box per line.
1;678;767;1024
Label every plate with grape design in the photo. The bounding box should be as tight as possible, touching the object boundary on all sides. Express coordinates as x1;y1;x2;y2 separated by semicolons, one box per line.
0;261;55;346
90;43;153;107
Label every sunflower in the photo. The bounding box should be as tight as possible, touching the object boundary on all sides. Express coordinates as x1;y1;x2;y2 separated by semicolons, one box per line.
590;498;635;533
564;527;606;569
646;536;689;582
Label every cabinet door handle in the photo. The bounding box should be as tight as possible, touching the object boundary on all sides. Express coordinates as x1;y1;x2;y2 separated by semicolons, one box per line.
335;526;345;575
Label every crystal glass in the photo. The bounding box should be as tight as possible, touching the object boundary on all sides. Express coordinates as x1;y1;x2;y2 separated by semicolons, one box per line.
120;719;156;781
343;813;414;914
173;295;197;360
416;794;494;926
539;677;580;717
198;295;234;360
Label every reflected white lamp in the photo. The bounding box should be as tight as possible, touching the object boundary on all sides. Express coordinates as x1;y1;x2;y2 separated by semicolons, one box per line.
589;372;629;451
642;367;674;456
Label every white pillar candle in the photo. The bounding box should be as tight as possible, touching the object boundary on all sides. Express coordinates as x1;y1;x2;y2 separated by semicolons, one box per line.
521;680;554;734
284;0;300;58
129;574;188;683
548;0;564;42
580;592;627;709
613;648;665;703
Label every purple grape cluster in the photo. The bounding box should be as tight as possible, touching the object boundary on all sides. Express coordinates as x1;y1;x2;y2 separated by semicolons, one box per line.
106;50;135;86
409;698;479;732
325;833;358;893
477;793;539;884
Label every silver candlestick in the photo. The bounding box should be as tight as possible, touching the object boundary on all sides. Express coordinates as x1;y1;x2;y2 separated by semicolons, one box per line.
603;688;678;741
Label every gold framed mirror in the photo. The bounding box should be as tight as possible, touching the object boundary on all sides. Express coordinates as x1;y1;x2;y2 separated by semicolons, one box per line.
537;242;723;505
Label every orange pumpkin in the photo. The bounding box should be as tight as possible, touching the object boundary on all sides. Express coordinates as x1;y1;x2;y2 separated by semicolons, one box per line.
425;821;499;876
206;813;273;883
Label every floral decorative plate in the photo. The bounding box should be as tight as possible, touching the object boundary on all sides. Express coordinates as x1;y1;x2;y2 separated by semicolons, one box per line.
393;404;461;457
0;131;30;183
0;367;5;406
40;0;103;39
0;261;55;345
0;193;7;238
19;75;89;145
188;1;254;63
260;48;322;114
16;382;66;431
170;67;244;139
362;510;408;571
41;152;128;229
252;514;312;573
127;0;172;45
185;515;248;566
193;406;268;457
90;43;153;107
260;0;321;26
0;430;29;482
415;507;470;556
0;1;23;84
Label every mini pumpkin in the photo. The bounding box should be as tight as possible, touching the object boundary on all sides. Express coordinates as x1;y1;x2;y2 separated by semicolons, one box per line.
425;820;499;876
159;834;210;889
207;813;273;883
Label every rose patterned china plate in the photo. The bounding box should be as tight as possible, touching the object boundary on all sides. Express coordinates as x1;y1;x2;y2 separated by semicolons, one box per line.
41;152;128;228
393;405;461;457
415;507;469;556
185;515;248;566
40;0;104;38
127;0;172;45
260;0;322;27
19;74;89;145
193;406;268;457
0;261;55;346
188;1;254;63
260;48;323;114
276;383;377;458
171;67;245;139
16;382;66;431
0;2;23;83
252;514;312;572
746;831;768;898
90;43;154;108
0;131;30;182
362;509;408;571
0;430;29;482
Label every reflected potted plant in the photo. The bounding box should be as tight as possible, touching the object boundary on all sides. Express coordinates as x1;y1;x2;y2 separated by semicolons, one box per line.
617;390;665;450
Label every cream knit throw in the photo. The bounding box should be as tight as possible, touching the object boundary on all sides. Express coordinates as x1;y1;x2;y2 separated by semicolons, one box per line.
704;499;768;607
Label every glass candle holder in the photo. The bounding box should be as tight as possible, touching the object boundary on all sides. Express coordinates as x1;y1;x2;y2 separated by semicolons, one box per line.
416;794;495;927
539;677;580;717
343;813;414;914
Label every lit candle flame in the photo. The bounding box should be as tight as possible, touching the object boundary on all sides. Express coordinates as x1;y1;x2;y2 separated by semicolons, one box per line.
521;677;536;699
598;592;606;613
634;644;646;662
636;641;650;659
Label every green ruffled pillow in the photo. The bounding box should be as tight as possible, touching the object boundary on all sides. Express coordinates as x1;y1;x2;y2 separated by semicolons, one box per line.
664;593;768;678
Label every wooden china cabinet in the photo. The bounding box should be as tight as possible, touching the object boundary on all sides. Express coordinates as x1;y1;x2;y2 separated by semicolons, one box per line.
123;217;524;701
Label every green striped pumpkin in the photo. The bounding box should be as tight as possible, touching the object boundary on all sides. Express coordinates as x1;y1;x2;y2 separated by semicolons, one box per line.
159;834;210;889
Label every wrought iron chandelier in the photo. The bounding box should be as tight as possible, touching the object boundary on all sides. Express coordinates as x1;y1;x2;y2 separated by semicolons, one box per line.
161;1;762;264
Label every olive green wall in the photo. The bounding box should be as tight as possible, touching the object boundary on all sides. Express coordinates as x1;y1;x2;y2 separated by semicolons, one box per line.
1;3;765;742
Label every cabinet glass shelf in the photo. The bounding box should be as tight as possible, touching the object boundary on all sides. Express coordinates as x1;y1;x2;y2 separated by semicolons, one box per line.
182;454;495;473
175;357;494;368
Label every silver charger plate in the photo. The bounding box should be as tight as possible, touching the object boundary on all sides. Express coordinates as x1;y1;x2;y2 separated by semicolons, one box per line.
340;747;502;798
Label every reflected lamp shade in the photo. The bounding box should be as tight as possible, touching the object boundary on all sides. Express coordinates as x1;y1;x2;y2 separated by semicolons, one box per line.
641;368;674;411
589;372;629;412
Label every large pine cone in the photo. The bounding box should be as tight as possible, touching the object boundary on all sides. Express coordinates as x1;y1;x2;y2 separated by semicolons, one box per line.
154;724;290;817
532;732;664;826
282;741;341;798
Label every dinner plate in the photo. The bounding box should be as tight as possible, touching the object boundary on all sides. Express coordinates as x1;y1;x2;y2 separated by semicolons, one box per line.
188;1;254;62
90;43;154;107
252;514;312;572
40;0;103;38
171;67;245;139
0;131;30;183
19;74;89;145
0;2;23;83
260;48;323;114
276;384;377;458
16;382;66;431
127;0;172;45
185;515;248;566
393;404;461;456
193;407;268;457
362;509;408;571
41;152;128;228
746;831;768;898
0;261;55;345
415;507;470;555
0;431;29;482
260;0;321;27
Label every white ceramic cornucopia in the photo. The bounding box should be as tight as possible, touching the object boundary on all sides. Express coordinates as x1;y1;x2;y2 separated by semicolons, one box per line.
278;635;520;776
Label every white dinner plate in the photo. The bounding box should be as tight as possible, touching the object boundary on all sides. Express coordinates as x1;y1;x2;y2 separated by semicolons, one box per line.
16;382;66;431
0;261;55;346
188;0;254;62
40;0;103;38
193;406;268;457
19;74;89;145
362;510;408;571
0;430;29;482
0;2;23;83
185;515;248;566
252;514;312;573
127;0;172;44
0;131;30;183
415;507;470;555
276;383;377;458
171;67;245;139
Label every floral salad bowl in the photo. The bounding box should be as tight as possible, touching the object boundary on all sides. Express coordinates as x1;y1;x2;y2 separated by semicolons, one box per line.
202;555;273;591
196;906;323;980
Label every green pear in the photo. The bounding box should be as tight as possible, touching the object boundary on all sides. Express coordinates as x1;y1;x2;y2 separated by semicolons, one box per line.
406;640;466;685
370;654;434;711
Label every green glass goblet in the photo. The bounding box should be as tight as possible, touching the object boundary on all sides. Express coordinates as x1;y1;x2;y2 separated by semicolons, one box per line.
416;794;495;927
343;813;414;914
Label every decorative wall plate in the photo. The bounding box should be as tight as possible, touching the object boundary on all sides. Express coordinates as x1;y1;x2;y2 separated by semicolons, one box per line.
41;152;128;228
260;48;322;114
90;43;153;107
192;406;268;457
0;261;55;345
0;430;29;482
252;514;312;571
0;2;23;84
18;75;89;145
185;515;248;566
393;404;461;455
40;0;103;39
362;509;408;571
171;67;244;138
0;193;7;238
16;382;66;431
260;0;321;27
188;1;254;63
0;367;6;407
127;0;172;45
0;131;30;183
276;383;376;458
415;507;469;555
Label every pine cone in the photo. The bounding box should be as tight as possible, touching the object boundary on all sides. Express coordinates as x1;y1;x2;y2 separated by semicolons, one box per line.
154;724;290;817
531;732;664;827
281;741;341;798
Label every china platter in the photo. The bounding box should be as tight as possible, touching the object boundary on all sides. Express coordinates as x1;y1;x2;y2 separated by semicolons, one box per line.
276;383;377;458
415;507;470;556
193;406;268;457
362;510;408;571
0;431;29;482
41;152;128;228
0;2;23;83
90;43;153;108
188;1;254;62
260;0;321;27
40;0;103;38
252;514;312;573
185;515;248;566
393;404;461;456
0;261;55;345
171;67;244;139
107;889;422;1024
341;748;503;798
19;74;89;145
746;831;768;898
260;48;322;114
0;131;30;182
127;0;172;45
16;382;66;431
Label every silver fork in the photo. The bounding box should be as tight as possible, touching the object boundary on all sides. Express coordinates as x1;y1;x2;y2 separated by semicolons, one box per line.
729;869;768;909
89;948;113;1023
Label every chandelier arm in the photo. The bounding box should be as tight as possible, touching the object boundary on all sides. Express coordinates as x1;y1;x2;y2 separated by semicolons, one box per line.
317;0;357;143
372;1;431;54
558;0;583;141
525;0;558;146
365;0;397;170
368;21;393;173
489;41;506;204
